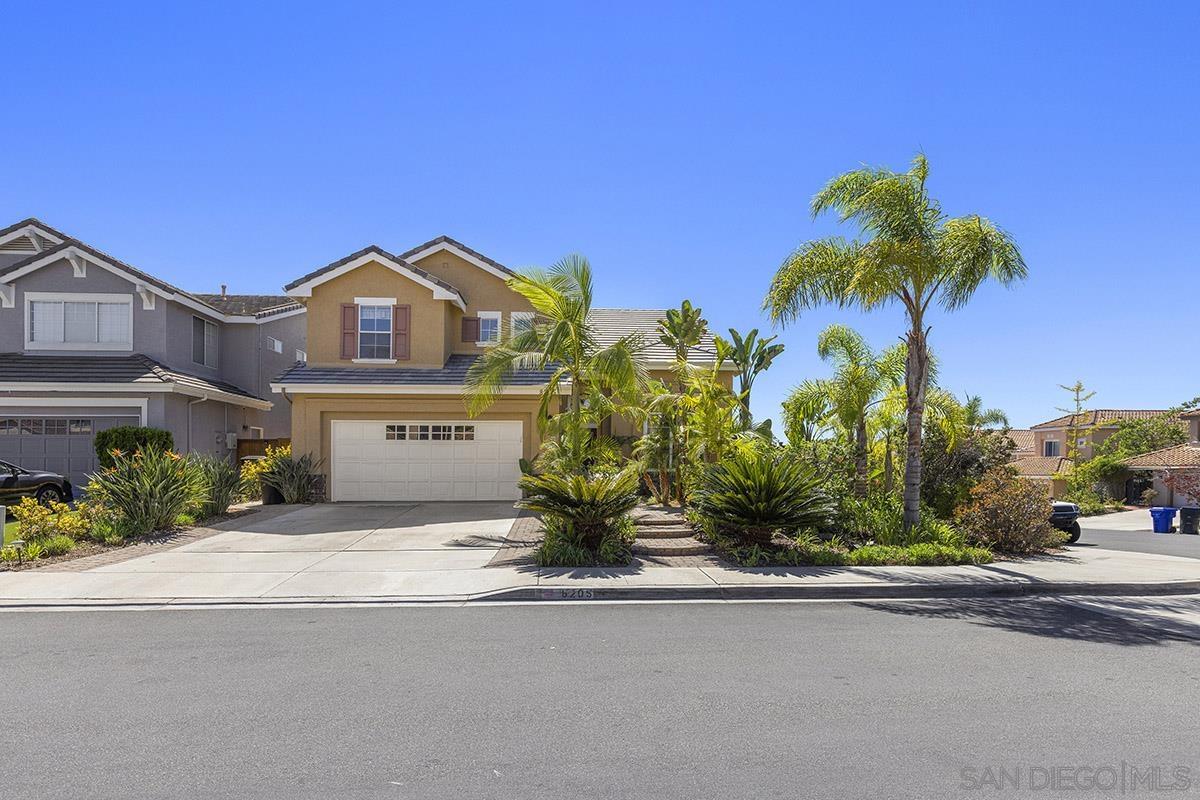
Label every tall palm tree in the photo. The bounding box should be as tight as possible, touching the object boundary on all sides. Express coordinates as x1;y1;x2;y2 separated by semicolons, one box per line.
786;324;905;497
961;394;1010;430
765;154;1027;528
464;255;647;470
724;328;785;430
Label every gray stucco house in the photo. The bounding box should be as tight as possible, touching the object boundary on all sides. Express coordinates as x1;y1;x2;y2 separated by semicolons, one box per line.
0;218;306;484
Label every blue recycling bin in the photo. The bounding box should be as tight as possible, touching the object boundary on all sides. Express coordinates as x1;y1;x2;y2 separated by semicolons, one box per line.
1150;507;1177;534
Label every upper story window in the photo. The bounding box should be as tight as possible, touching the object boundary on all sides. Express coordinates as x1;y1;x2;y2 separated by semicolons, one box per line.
1043;440;1061;457
25;292;132;351
477;311;501;345
192;316;218;368
359;305;393;360
266;336;283;354
511;311;535;337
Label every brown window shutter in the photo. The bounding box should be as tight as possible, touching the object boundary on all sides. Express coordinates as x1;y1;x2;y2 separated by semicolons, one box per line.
461;316;480;343
393;304;411;360
340;303;358;359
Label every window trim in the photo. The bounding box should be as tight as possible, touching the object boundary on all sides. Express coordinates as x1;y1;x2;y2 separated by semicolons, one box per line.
192;315;219;368
1043;440;1061;457
356;303;394;361
23;292;134;352
477;311;502;346
296;349;307;363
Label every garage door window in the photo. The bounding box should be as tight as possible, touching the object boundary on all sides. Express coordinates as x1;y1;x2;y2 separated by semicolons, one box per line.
0;418;94;435
384;424;474;442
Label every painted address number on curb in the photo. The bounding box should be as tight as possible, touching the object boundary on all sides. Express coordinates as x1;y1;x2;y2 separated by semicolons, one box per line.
541;588;596;600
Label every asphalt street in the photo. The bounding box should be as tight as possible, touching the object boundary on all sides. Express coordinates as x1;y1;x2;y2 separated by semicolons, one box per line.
2;598;1198;799
1076;526;1200;560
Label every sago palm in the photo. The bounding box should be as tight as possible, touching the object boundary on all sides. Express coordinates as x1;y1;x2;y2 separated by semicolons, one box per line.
465;255;648;469
765;154;1027;528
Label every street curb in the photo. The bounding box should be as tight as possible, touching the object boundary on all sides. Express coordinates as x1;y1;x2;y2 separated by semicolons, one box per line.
1;578;1198;611
474;578;1200;603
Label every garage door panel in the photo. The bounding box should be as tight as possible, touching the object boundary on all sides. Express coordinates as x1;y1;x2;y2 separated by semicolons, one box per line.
332;420;523;502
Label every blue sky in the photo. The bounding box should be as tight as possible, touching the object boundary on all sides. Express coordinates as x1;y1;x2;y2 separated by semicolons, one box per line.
4;1;1197;429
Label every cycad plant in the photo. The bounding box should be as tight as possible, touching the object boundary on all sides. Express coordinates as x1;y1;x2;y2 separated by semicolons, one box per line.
517;468;641;550
766;154;1027;528
694;450;834;546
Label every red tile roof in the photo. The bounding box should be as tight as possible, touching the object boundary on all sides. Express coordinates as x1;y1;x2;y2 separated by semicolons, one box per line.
1031;410;1172;430
1005;429;1035;453
1121;444;1200;469
1010;455;1070;477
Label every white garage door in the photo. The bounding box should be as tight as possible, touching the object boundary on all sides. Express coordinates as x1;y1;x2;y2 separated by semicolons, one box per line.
331;420;523;502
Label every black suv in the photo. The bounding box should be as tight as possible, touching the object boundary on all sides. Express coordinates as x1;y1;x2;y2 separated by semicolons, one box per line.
1050;500;1082;543
0;460;74;505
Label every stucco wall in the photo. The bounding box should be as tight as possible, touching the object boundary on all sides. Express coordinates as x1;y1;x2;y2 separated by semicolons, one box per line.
288;392;543;482
304;260;448;367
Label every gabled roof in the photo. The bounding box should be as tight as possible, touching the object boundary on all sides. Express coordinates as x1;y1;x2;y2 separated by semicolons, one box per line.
0;353;271;409
272;353;555;391
1121;444;1200;469
400;235;517;280
283;245;467;310
587;308;726;367
1031;410;1172;430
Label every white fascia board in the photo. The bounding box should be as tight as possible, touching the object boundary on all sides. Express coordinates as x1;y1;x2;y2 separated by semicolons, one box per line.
0;224;63;250
0;396;149;424
270;383;563;396
0;381;270;410
220;306;308;325
286;252;468;311
172;385;273;410
403;241;512;281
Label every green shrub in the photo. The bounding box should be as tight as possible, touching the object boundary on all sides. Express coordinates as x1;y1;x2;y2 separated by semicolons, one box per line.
847;544;910;566
260;451;322;504
191;454;241;518
535;513;637;567
693;450;834;545
839;494;964;547
956;469;1065;555
519;469;640;551
0;546;20;564
236;445;292;502
84;449;204;537
94;426;174;468
40;535;75;557
21;541;45;560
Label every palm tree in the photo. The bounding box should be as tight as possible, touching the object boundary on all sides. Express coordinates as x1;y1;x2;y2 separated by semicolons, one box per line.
765;154;1027;528
786;324;905;497
961;394;1009;430
464;254;647;471
724;328;785;430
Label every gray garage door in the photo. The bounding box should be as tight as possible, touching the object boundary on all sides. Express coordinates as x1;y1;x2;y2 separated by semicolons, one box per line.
0;416;140;487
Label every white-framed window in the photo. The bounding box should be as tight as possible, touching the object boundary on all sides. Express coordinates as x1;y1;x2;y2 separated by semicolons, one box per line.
192;316;218;368
1044;440;1061;457
247;426;265;440
477;311;501;345
358;305;393;360
296;349;307;363
24;292;133;351
511;311;535;337
266;336;283;354
385;424;474;442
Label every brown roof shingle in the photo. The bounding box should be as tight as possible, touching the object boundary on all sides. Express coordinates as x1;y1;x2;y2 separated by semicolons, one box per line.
1006;429;1035;453
194;294;301;316
1010;455;1070;477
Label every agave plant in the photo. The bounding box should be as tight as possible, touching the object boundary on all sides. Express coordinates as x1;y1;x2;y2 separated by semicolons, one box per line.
517;468;640;550
693;450;834;545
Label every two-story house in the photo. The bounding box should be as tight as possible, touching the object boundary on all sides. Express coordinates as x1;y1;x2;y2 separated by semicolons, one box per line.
272;237;728;503
1121;410;1200;506
0;218;304;484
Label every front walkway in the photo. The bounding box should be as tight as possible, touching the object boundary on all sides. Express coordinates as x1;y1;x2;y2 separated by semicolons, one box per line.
0;504;1197;606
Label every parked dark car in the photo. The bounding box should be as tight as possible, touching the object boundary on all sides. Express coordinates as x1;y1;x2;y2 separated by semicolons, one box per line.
0;460;73;505
1050;500;1081;543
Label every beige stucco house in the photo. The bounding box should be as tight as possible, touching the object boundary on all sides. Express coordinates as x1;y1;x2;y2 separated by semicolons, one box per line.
1121;410;1200;506
272;236;728;502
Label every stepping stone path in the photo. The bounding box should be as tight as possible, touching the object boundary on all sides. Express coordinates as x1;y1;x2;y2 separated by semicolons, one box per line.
630;506;712;557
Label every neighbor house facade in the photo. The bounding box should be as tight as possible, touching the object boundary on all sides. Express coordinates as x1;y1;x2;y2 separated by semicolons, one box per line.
0;218;304;484
272;236;728;502
1121;410;1200;506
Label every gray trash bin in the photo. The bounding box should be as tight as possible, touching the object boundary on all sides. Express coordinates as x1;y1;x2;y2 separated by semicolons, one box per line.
1180;507;1200;535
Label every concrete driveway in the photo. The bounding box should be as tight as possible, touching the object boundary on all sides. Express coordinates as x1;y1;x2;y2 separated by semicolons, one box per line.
60;502;524;600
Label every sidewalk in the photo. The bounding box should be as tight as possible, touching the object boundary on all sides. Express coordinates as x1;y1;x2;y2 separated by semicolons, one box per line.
0;546;1196;608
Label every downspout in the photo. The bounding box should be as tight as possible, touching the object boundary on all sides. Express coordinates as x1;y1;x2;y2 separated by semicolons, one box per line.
187;395;209;452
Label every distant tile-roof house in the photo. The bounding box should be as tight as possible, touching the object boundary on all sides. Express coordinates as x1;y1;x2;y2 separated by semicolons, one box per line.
1028;409;1174;462
272;235;731;502
1005;428;1035;458
0;218;305;483
1121;410;1200;506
